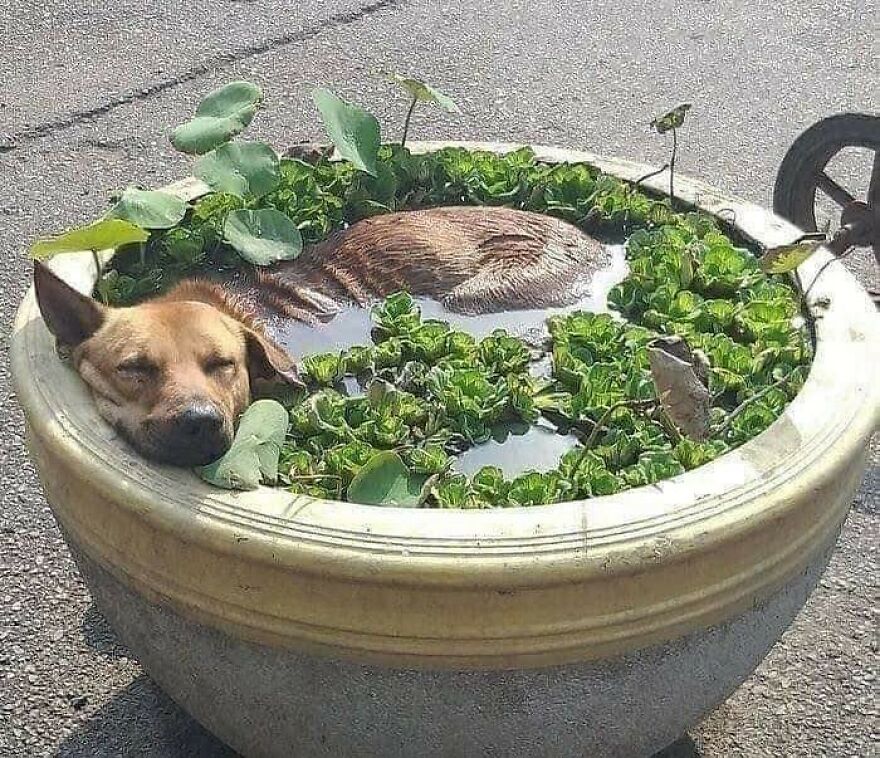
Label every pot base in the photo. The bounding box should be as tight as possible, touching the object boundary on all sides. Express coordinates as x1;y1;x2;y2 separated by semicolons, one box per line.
73;538;835;758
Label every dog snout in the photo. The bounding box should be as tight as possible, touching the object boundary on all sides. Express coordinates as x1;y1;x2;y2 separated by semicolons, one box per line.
165;402;230;466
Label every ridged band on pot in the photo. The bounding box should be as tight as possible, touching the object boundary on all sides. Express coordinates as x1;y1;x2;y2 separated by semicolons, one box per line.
11;142;880;670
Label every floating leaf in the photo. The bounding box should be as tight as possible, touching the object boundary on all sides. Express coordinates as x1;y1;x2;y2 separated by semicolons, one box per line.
759;240;822;274
30;219;148;259
107;187;187;229
651;103;692;134
197;399;288;490
302;352;344;386
647;336;712;441
223;208;304;266
384;72;461;113
346;451;425;506
195;141;281;199
312;88;380;176
171;81;263;155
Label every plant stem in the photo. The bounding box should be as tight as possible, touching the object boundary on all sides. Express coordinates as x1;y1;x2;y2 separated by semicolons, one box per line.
669;128;678;203
634;163;670;191
801;246;853;304
89;248;107;303
89;249;110;305
572;399;656;476
400;96;418;148
90;248;102;278
652;406;683;444
796;245;855;349
711;371;794;439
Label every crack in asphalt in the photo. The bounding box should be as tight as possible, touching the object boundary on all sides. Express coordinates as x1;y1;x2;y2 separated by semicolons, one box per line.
0;0;407;154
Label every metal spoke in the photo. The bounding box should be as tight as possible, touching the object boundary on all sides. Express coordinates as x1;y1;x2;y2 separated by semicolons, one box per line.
816;171;856;208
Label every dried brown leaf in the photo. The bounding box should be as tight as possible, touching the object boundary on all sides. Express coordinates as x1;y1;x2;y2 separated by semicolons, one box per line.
648;337;712;441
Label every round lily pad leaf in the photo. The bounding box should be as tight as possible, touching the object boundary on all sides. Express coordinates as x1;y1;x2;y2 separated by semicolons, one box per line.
195;141;281;199
171;80;263;155
223;208;303;266
30;219;149;259
347;451;425;506
385;72;461;113
197;399;289;490
108;186;187;229
312;88;380;177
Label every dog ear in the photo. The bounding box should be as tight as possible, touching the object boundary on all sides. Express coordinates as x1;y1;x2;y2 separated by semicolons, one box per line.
243;327;304;387
33;261;106;347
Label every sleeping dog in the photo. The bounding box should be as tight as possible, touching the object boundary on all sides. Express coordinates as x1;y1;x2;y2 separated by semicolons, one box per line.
34;206;605;466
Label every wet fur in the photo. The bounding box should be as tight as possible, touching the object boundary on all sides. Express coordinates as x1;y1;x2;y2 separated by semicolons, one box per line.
244;206;606;323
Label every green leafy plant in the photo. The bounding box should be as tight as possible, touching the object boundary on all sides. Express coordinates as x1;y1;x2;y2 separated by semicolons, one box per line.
312;88;381;176
195;141;281;199
171;81;263;155
29;80;815;506
759;240;823;274
223;209;304;265
383;72;461;147
30;219;149;260
649;103;691;203
108;187;188;229
346;451;426;506
302;352;344;386
30;219;150;302
168;85;306;266
197;399;288;490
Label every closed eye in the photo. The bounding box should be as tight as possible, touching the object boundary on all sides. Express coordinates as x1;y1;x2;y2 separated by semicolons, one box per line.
116;356;158;376
204;356;237;374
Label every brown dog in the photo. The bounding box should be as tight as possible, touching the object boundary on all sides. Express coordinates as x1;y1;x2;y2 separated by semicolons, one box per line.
34;206;604;466
34;264;301;466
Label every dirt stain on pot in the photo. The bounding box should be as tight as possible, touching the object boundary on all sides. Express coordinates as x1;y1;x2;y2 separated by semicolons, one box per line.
737;414;803;474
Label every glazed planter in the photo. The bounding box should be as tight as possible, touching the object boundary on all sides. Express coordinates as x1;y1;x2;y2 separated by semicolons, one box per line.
11;143;880;758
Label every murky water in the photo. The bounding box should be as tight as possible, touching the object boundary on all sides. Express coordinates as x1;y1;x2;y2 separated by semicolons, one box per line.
453;418;581;477
268;243;626;476
271;244;628;355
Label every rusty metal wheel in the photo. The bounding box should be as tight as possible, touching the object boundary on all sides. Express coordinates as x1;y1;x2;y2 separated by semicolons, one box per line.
774;113;880;234
774;113;880;303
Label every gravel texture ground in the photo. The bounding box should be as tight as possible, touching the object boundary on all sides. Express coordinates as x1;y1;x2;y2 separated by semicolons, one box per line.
0;1;877;756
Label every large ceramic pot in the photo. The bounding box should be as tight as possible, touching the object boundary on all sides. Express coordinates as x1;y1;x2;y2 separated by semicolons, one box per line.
11;143;879;758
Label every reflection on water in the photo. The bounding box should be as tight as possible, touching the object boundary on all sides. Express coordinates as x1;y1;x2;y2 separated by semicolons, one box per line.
453;419;580;477
268;243;625;477
275;306;374;356
338;375;363;397
271;244;627;355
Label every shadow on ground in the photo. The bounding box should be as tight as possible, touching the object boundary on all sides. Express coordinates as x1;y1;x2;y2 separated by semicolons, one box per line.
654;736;702;757
55;674;237;758
56;605;237;757
81;604;132;661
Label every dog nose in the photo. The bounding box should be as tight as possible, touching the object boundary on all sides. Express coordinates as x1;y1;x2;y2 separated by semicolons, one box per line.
169;403;228;465
176;404;223;439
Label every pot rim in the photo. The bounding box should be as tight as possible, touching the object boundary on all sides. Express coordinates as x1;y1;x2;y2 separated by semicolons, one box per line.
11;141;880;666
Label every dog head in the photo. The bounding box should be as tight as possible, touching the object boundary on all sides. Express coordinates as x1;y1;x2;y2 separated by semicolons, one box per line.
33;262;301;467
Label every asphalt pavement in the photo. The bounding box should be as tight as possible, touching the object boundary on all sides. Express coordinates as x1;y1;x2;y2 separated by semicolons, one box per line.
0;1;877;756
